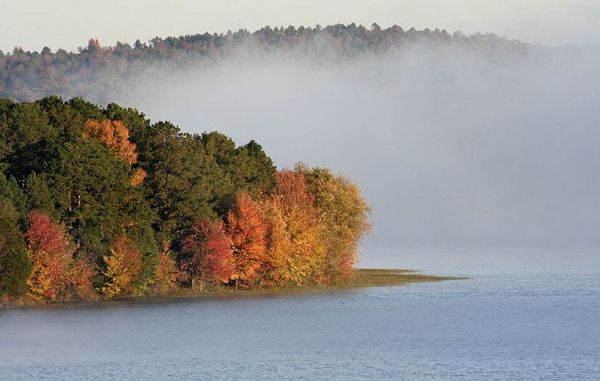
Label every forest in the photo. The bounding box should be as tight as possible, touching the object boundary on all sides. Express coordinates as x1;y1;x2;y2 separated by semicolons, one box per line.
0;96;371;302
0;23;526;102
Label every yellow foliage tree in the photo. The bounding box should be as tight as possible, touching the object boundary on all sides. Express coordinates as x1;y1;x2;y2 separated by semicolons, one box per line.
260;199;293;287
296;164;371;281
152;241;178;295
102;236;142;299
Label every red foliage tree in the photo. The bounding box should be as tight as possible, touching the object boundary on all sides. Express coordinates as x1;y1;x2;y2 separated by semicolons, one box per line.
275;170;314;209
180;219;233;290
226;192;267;288
26;211;75;301
26;211;72;256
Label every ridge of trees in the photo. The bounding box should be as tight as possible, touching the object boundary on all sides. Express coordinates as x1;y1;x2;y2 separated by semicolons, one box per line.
0;24;527;102
0;97;370;302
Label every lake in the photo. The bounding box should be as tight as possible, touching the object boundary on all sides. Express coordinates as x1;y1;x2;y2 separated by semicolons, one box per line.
1;253;599;380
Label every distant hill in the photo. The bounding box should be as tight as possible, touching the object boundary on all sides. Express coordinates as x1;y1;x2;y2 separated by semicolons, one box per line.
0;24;526;102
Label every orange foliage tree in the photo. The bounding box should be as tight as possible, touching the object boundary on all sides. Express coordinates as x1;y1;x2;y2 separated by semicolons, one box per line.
83;119;145;186
130;168;147;186
102;235;143;299
261;170;326;286
226;192;267;288
67;256;97;300
180;219;233;290
83;119;138;165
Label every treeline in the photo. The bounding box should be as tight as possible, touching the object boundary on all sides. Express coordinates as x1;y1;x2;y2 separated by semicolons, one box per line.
0;23;526;102
0;97;370;302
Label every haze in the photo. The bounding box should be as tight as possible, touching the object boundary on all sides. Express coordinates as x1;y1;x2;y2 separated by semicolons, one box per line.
74;40;595;270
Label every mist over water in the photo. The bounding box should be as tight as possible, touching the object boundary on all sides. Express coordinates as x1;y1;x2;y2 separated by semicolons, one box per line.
96;42;600;271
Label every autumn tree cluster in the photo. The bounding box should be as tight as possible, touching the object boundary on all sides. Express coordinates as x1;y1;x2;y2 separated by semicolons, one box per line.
180;169;371;290
0;97;370;302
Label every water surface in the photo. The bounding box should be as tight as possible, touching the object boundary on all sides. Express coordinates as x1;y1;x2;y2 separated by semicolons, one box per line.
1;263;599;380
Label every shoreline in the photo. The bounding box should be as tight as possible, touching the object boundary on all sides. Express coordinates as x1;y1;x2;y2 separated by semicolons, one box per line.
1;269;466;310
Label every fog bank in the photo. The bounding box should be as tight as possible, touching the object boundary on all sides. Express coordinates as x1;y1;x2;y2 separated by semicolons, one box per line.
101;42;600;267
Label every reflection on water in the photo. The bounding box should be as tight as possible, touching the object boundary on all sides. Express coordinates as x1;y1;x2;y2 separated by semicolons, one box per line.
1;262;599;380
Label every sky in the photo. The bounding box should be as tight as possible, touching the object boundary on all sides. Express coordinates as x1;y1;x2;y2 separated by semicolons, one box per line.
1;0;600;51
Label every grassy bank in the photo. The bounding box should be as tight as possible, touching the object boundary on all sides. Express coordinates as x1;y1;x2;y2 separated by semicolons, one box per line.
341;268;463;288
125;269;464;301
1;269;464;308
